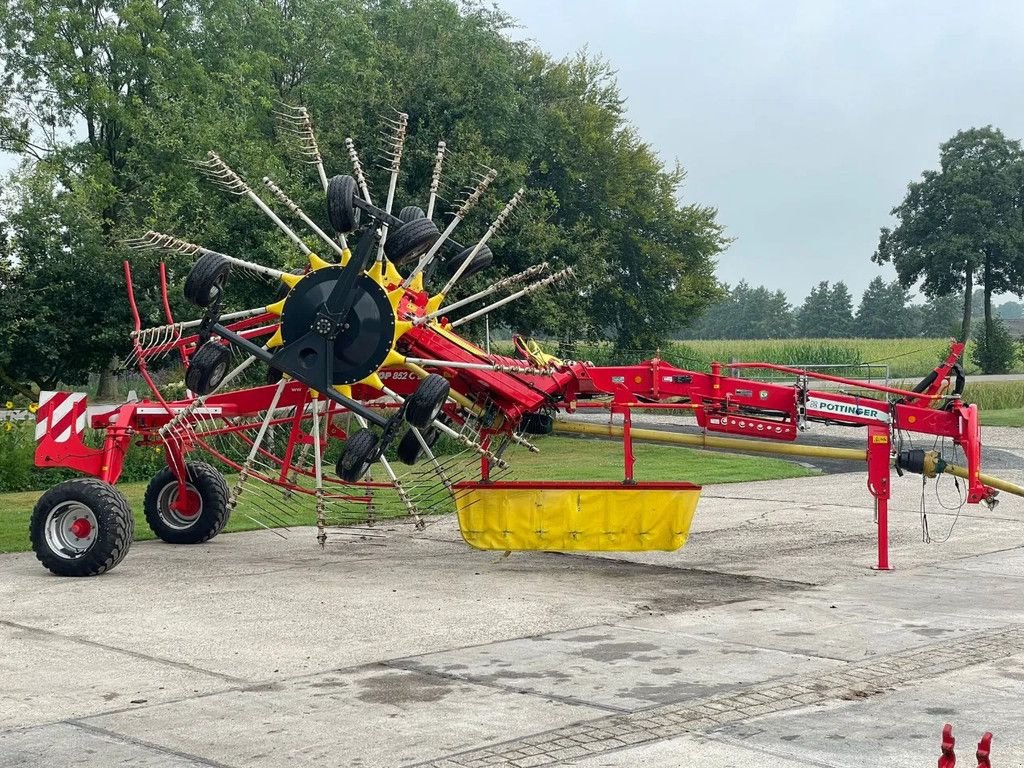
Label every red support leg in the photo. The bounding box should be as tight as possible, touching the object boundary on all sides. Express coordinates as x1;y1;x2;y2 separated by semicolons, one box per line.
621;406;635;484
866;424;893;570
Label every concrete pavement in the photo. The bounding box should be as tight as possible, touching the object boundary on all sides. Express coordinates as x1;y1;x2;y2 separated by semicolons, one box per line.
2;465;1024;767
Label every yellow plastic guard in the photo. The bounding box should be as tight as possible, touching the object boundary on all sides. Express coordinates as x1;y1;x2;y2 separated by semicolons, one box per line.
454;481;701;552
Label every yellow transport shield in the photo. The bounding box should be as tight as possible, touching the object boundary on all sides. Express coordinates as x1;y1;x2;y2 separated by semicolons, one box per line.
454;481;701;552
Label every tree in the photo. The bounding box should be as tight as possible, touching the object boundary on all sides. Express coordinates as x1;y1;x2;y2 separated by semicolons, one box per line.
795;281;854;338
0;0;727;395
680;281;793;339
874;127;1024;344
855;277;915;338
971;317;1018;374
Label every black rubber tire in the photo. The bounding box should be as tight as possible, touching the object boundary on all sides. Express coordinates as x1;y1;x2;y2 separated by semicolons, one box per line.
184;252;231;308
404;374;450;429
186;341;232;396
384;217;440;265
30;478;134;577
143;462;231;544
397;426;439;466
398;205;426;223
521;412;554;435
445;244;494;280
336;428;380;482
327;175;360;233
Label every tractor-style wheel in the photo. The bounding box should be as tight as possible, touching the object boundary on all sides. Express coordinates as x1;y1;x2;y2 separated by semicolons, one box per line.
384;218;440;265
337;428;381;482
445;244;493;280
404;374;450;429
186;341;231;395
397;426;439;466
398;205;426;223
327;174;360;233
184;252;231;308
30;479;134;577
143;462;230;544
521;412;554;435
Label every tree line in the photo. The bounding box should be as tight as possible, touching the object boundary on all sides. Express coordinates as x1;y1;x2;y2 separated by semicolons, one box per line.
0;0;727;398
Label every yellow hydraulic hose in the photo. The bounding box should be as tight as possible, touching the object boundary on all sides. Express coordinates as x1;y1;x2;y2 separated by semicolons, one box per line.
554;419;1024;499
555;420;867;462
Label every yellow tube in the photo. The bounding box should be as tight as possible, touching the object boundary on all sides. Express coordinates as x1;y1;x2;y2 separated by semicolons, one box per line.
554;420;1024;499
554;420;867;462
944;464;1024;498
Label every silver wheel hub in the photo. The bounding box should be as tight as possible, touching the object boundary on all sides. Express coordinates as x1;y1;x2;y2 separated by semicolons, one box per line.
157;482;203;530
45;502;98;559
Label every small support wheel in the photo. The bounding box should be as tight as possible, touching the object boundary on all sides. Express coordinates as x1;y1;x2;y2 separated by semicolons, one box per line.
143;462;230;544
404;374;450;429
397;426;439;466
398;205;426;223
384;218;440;265
336;428;381;482
186;341;231;395
30;478;134;576
184;252;231;308
445;244;493;279
327;174;360;233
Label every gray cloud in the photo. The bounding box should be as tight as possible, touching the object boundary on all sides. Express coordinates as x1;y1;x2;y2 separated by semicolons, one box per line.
499;0;1024;302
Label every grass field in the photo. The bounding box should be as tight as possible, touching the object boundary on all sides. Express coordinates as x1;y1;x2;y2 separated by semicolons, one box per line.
499;338;1023;380
0;435;817;555
980;408;1024;427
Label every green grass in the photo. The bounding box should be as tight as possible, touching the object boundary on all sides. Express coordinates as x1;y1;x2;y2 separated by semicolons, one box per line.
979;408;1024;427
0;435;816;554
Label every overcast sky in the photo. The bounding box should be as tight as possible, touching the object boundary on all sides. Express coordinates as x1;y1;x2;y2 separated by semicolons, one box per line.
499;0;1024;302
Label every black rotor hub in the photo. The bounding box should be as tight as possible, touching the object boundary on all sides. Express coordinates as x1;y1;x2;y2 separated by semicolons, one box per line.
279;267;396;386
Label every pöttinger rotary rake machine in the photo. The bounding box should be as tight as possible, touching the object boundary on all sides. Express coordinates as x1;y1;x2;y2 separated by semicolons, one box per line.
30;107;1024;577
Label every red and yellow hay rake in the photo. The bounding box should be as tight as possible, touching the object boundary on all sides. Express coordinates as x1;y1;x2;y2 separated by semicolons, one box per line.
29;107;1024;576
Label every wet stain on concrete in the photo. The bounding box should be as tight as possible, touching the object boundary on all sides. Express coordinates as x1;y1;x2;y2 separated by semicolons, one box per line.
356;672;452;705
913;627;954;638
925;707;957;716
573;641;660;662
778;631;815;637
619;682;724;704
308;678;348;689
564;634;611;644
651;667;681;676
470;669;572;684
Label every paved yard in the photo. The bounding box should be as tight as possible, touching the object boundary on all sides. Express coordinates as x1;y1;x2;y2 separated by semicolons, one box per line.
2;464;1023;766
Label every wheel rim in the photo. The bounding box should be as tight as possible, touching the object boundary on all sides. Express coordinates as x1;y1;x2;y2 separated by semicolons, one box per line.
156;481;203;530
44;501;98;559
211;360;228;387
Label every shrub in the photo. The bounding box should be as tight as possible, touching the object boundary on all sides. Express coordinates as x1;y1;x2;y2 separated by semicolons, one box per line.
971;319;1018;374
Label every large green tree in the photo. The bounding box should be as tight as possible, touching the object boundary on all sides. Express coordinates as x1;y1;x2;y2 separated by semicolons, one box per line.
682;281;793;340
874;127;1024;345
795;281;854;338
854;277;916;338
0;0;727;395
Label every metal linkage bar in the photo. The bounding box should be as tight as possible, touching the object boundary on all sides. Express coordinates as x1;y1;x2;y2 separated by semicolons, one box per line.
439;187;524;298
404;357;551;376
449;267;574;328
426;140;447;219
125;232;288;281
345;137;372;203
401;167;496;289
419;263;548;325
263;177;346;259
194;152;313;257
274;104;329;190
